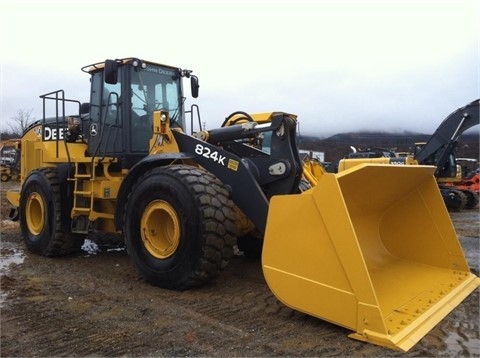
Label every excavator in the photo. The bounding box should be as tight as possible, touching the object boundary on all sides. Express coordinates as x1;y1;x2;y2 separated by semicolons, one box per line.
6;57;479;351
330;100;479;211
414;99;479;210
451;158;480;193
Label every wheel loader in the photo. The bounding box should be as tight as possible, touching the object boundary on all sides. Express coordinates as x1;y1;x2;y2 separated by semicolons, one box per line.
6;57;479;351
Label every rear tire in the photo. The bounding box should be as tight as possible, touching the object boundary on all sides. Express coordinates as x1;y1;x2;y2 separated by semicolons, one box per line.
19;168;84;256
124;165;237;290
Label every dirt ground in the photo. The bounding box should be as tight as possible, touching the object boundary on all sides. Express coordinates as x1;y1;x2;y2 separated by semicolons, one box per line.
1;180;479;357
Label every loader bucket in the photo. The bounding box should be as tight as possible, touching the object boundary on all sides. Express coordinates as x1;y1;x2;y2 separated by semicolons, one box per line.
262;164;479;351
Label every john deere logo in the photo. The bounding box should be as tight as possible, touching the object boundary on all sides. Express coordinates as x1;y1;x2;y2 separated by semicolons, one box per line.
90;123;98;136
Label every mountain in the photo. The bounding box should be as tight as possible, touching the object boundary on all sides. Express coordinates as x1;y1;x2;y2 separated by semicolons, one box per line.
298;131;479;163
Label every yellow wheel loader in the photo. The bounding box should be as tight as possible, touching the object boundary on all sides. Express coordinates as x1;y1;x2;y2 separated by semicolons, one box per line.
6;58;479;351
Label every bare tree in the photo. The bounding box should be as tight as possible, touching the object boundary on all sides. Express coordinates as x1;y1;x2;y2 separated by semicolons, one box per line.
8;109;35;137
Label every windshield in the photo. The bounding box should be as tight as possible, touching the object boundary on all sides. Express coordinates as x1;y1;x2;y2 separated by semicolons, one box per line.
130;64;183;126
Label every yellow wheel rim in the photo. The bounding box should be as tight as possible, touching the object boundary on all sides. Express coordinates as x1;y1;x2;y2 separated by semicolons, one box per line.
141;200;181;259
26;192;45;235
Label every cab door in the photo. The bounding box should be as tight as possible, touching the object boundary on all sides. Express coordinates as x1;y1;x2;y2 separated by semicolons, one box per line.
87;71;124;158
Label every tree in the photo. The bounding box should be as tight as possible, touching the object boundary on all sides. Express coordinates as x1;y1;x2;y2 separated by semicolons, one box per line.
8;109;35;137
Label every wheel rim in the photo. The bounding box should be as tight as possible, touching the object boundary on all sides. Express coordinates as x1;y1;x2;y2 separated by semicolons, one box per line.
26;192;45;235
141;200;181;259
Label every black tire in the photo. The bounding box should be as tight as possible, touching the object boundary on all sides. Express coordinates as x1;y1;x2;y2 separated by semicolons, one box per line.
297;178;312;193
442;188;467;211
124;165;237;290
19;168;84;256
1;172;10;182
461;190;479;210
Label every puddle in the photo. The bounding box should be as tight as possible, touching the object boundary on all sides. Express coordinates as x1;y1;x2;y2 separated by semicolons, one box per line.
0;244;25;271
0;242;25;307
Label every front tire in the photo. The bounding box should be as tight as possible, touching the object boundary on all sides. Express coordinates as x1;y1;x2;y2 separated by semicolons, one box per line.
19;168;84;256
124;165;237;290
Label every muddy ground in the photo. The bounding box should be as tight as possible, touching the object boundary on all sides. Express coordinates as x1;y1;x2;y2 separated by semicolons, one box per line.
0;180;479;357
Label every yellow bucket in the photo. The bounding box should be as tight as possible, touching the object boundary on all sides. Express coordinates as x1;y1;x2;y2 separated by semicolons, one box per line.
262;164;479;351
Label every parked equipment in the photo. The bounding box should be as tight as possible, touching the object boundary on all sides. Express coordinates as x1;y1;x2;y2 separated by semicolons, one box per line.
0;165;14;182
414;99;479;210
6;58;479;351
449;159;480;193
0;139;21;182
338;147;418;172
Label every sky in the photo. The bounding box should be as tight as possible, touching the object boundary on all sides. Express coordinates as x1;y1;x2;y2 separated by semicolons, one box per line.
0;0;479;138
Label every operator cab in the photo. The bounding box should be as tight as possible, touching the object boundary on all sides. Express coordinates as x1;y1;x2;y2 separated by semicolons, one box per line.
83;58;198;169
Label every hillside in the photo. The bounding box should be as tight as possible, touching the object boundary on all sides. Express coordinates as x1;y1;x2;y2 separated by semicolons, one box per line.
298;131;479;164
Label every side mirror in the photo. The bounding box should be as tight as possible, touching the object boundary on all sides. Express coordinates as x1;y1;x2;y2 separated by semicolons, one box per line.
190;76;199;98
80;102;90;115
104;59;119;84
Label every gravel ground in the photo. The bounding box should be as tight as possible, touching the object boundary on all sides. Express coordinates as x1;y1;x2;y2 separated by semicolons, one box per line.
1;180;479;357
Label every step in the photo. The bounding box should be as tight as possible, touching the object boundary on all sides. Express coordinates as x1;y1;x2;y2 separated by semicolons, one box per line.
74;191;92;196
75;174;92;179
72;207;90;213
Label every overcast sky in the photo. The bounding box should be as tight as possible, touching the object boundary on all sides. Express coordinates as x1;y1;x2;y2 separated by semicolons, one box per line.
1;0;478;137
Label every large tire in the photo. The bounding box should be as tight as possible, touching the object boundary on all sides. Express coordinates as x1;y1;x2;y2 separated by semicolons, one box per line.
1;172;10;182
124;165;237;290
297;178;312;193
19;167;84;256
442;188;467;211
461;189;479;210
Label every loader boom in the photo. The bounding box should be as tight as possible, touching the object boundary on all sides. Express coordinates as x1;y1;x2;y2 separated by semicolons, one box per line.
173;113;302;233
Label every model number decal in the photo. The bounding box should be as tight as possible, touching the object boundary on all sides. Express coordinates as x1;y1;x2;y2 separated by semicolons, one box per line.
194;144;240;171
195;144;226;166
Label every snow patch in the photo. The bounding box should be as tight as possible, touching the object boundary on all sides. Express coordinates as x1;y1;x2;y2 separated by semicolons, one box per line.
81;239;100;255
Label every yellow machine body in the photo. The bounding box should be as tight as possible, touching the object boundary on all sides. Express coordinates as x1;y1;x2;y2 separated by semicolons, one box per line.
263;163;479;351
6;58;478;352
337;156;418;172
